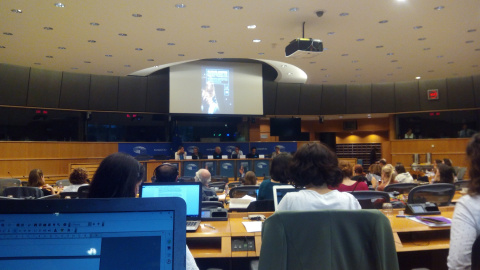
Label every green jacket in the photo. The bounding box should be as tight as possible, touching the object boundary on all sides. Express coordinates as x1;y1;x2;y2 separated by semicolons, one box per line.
258;210;399;270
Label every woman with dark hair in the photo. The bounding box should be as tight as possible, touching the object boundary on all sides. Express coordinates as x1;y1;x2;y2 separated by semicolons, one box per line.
433;164;454;184
242;171;257;186
277;143;360;211
366;163;382;188
448;133;480;269
394;163;414;183
27;168;53;195
88;152;199;270
257;153;292;200
62;167;89;192
336;161;369;192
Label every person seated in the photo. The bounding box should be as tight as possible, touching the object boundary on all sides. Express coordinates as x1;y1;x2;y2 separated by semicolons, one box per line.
376;164;396;191
336;161;369;192
213;146;223;159
246;147;259;159
258;153;292;200
191;147;202;160
379;158;387;167
432;163;455;184
194;169;216;201
366;163;382;188
458;123;475;138
62;167;89;192
27;168;53;196
271;146;281;159
443;158;458;180
404;128;415;139
153;163;179;183
87;152;199;270
394;163;414;183
447;133;480;269
174;146;187;160
351;164;368;184
242;171;257;186
230;146;243;159
277;142;361;211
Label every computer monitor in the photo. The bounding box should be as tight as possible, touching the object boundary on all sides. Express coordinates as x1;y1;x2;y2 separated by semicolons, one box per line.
273;185;304;211
0;197;187;270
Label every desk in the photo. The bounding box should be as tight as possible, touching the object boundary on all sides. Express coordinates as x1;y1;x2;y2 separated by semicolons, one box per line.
452;191;466;203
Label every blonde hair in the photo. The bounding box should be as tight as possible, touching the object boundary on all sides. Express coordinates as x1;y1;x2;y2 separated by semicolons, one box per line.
243;171;257;185
381;164;395;186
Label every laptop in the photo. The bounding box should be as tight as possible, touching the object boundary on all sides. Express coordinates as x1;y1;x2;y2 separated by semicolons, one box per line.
0;197;186;270
273;185;304;211
141;182;202;232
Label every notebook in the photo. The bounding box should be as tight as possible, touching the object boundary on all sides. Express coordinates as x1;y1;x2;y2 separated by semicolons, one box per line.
141;182;202;232
0;197;186;270
273;185;304;211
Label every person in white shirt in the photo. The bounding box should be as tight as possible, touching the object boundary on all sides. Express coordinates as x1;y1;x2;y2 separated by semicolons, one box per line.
448;133;480;270
394;163;414;183
61;167;89;192
174;146;186;160
277;142;361;211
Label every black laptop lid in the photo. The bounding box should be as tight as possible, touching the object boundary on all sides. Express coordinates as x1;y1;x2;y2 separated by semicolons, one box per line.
0;198;186;270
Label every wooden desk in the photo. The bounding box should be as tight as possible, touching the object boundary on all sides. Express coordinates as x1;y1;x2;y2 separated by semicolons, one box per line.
187;221;231;258
452;191;466;203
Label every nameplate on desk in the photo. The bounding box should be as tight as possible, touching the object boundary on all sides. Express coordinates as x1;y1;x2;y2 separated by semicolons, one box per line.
259;155;265;158
185;156;192;160
222;155;228;159
207;155;213;159
240;155;246;159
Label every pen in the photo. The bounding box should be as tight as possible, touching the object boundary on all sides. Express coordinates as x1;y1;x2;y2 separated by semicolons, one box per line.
396;215;414;218
204;224;216;230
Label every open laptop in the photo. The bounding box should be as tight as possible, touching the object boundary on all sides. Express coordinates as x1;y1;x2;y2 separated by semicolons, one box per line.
141;182;202;232
0;197;186;270
273;185;304;211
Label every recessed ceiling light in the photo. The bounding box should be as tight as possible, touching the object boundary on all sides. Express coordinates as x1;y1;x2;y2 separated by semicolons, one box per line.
233;6;243;10
58;47;66;49
391;60;398;62
379;20;388;24
46;56;53;58
415;76;421;79
418;37;426;41
107;71;114;73
90;22;99;26
376;45;383;48
118;33;127;36
356;38;364;41
0;46;5;48
167;43;175;45
105;54;112;57
156;28;166;31
44;27;53;30
217;52;224;54
209;40;217;43
11;9;22;13
124;65;131;67
54;3;65;8
447;61;454;64
467;29;477;33
34;63;41;65
434;6;444;10
413;26;423;30
253;39;261;43
178;54;185;56
135;48;143;51
147;59;154;61
175;4;186;8
339;12;349;16
71;67;78;70
352;60;359;63
423;48;431;50
88;40;96;43
341;53;349;56
201;25;210;29
132;14;142;17
258;52;264;55
327;32;335;35
289;7;299;12
387;53;394;55
466;40;474;43
84;61;91;63
247;25;256;29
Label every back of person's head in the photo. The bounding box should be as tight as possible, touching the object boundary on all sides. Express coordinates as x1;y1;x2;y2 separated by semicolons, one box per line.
243;171;257;185
89;152;144;198
353;164;364;175
443;158;453;167
28;169;44;187
69;167;89;185
395;163;406;174
369;163;382;175
153;164;178;183
381;164;395;185
467;133;480;195
379;159;387;166
435;159;443;165
289;142;342;188
339;161;353;179
437;163;454;184
270;153;293;184
195;169;211;186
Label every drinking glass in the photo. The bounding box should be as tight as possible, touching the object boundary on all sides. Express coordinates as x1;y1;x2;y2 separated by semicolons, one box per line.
382;202;393;216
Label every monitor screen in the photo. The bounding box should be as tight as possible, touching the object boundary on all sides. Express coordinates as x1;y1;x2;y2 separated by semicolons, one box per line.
273;185;303;211
270;118;301;137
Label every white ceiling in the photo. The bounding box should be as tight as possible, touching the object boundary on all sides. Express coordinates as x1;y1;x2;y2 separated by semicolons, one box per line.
0;0;479;85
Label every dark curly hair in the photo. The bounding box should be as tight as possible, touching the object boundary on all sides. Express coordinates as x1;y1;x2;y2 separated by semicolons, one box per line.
466;133;480;195
270;153;293;184
69;167;89;185
437;164;454;184
289;142;342;188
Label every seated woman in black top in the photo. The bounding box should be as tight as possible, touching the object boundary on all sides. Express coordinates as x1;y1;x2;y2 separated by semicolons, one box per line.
27;168;53;196
257;153;292;200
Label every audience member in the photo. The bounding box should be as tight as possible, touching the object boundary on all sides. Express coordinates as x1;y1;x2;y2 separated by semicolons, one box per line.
195;169;216;201
351;164;368;184
367;163;382;188
62;167;89;192
191;147;202;160
458;123;475;138
394;163;414;183
443;158;458;180
88;152;199;270
433;164;455;184
404;128;415;139
447;133;480;269
230;146;243;159
271;146;281;158
258;153;292;200
153;163;178;183
246;147;259;158
277;142;360;211
379;158;387;167
376;164;396;191
336;161;368;192
175;146;187;160
242;171;257;186
27;168;53;196
213;146;223;159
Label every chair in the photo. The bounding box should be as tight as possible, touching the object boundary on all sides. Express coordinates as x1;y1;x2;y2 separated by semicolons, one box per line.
37;194;61;200
246;200;274;212
60;192;80;199
55;179;71;187
258;210;399;270
211;176;228;182
456;167;467;180
384;183;418;194
454;180;470;191
77;185;90;198
407;183;455;206
473;235;480;270
0;178;21;194
350;191;390;209
209;181;227;192
227;181;242;188
201;201;224;209
21;181;28;186
2;186;44;199
229;185;260;199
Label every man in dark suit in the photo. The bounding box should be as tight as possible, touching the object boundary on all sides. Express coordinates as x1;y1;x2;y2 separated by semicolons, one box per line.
247;147;259;158
213;146;223;159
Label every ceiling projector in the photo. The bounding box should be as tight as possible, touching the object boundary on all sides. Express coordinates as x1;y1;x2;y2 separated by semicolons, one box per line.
285;38;323;59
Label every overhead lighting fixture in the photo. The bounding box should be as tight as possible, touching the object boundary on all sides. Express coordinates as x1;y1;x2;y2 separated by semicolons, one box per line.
252;39;261;43
247;25;256;29
415;76;421;79
54;3;65;8
11;9;22;13
175;4;186;8
233;6;243;10
289;7;299;12
434;6;444;10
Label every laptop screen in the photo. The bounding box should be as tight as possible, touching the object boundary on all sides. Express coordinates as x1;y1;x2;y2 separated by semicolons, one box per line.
140;182;202;219
273;185;304;211
0;197;186;270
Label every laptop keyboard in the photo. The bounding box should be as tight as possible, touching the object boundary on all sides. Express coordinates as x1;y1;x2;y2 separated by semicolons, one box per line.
187;221;197;227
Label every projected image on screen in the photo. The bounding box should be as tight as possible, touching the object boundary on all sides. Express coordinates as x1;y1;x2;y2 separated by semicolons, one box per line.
201;67;233;114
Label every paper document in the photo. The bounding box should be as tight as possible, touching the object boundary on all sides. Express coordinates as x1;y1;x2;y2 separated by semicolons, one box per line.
242;221;263;232
407;216;451;227
229;198;253;209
